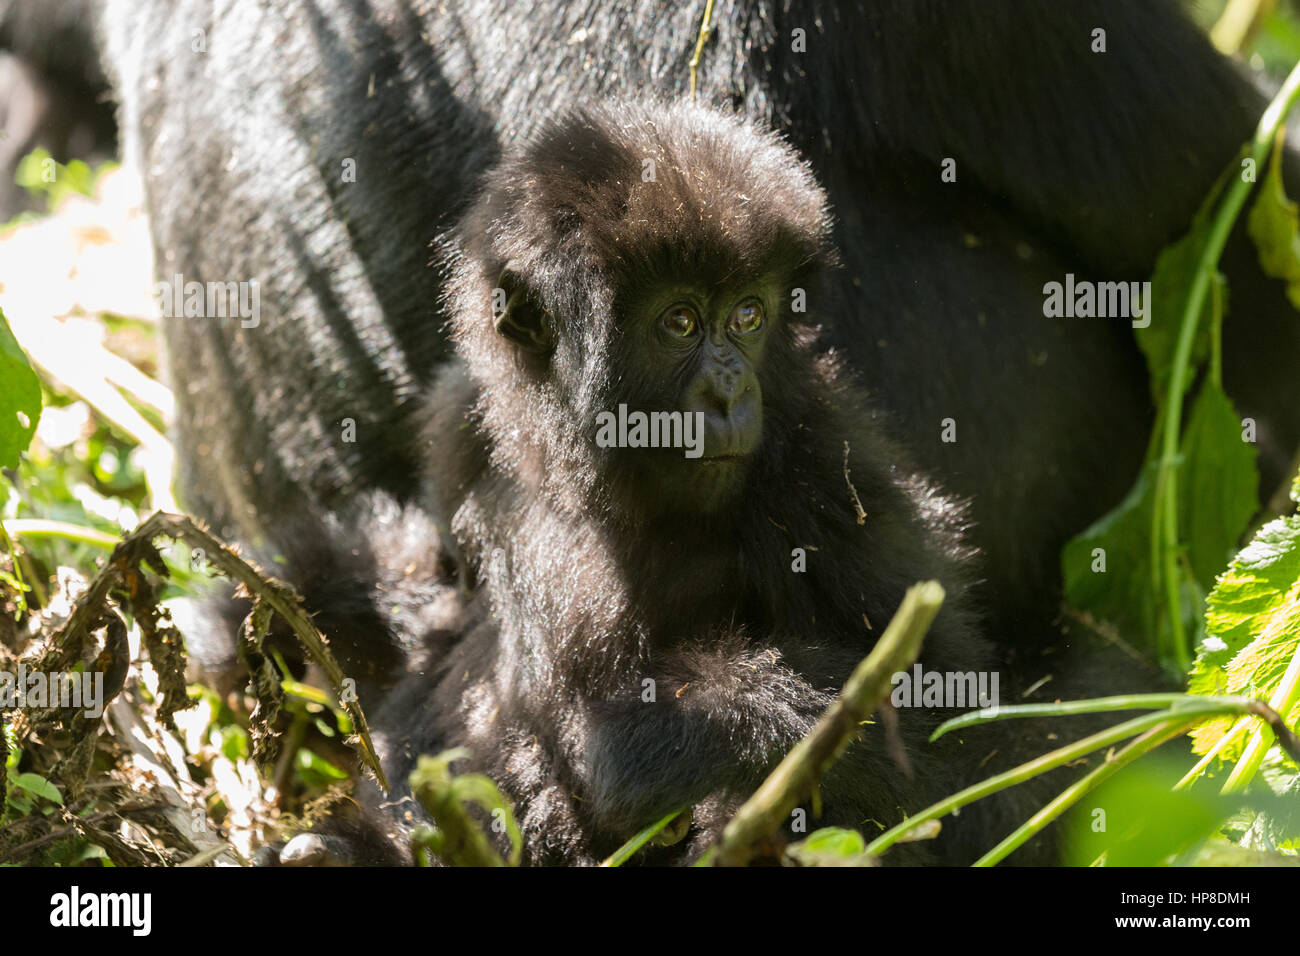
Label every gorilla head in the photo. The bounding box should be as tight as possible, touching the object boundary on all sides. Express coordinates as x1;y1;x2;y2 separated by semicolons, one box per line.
445;100;837;520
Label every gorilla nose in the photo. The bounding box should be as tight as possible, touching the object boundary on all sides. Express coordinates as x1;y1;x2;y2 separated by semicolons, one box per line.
702;367;744;414
700;391;761;458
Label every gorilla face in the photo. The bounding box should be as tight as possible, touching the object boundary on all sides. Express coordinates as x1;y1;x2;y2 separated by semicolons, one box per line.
606;278;775;512
453;103;833;526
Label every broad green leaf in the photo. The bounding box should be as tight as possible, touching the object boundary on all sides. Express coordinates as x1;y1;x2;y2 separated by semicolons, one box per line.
1189;514;1300;759
1062;762;1233;866
1062;467;1160;645
6;792;32;815
1135;165;1232;405
0;309;41;469
1060;447;1211;665
1178;382;1259;591
11;772;63;805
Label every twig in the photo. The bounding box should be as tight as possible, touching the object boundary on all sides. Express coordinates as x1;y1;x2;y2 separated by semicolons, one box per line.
0;802;165;862
1241;699;1300;763
688;0;715;103
708;581;945;866
843;441;867;525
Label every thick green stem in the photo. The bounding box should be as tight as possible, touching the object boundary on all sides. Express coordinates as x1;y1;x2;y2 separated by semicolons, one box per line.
710;582;944;867
1150;58;1300;673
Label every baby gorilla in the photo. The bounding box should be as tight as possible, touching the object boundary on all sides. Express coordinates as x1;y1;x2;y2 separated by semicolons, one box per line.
314;100;1018;866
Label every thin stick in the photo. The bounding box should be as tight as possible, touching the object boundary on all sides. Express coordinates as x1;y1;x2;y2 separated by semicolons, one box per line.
708;581;945;867
843;441;868;525
689;0;715;103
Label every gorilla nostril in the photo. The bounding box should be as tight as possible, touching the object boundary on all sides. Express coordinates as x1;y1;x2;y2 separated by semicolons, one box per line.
709;376;741;412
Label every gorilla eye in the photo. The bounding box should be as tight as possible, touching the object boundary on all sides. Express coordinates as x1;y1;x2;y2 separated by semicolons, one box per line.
728;298;764;334
661;305;699;337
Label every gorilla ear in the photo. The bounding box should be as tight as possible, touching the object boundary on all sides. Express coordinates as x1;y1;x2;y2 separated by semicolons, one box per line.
494;266;552;353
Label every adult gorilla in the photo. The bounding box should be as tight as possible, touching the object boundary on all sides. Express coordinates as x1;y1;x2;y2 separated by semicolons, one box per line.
91;0;1296;674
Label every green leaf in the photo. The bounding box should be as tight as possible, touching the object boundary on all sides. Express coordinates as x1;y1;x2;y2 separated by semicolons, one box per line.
0;309;41;468
1135;169;1230;405
791;826;865;855
1178;382;1259;591
6;792;33;815
293;747;348;786
1062;762;1233;866
785;827;876;867
1062;466;1160;644
1062;405;1246;668
11;772;63;805
1189;514;1300;761
1247;129;1300;308
219;725;249;761
14;147;98;211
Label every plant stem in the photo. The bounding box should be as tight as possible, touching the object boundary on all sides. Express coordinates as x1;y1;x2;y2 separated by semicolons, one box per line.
2;519;121;549
973;721;1198;866
930;693;1191;740
1151;58;1300;673
601;809;685;867
864;700;1244;858
688;0;715;102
